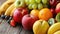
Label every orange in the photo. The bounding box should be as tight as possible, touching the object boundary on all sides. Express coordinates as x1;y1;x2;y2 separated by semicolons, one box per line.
30;10;39;18
39;8;53;21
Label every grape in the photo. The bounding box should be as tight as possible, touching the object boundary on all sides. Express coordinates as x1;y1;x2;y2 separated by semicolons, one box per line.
43;4;48;8
42;0;48;4
25;0;29;5
38;3;43;10
35;0;41;3
29;0;35;4
5;16;10;20
1;15;5;19
28;4;33;9
32;3;37;9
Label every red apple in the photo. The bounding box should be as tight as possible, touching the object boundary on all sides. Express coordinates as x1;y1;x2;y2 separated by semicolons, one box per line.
49;0;59;7
22;14;38;30
55;3;60;14
13;8;28;24
50;8;56;17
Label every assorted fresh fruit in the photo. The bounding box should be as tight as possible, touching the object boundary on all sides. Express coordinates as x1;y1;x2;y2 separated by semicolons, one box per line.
13;8;28;24
25;0;49;10
0;0;60;34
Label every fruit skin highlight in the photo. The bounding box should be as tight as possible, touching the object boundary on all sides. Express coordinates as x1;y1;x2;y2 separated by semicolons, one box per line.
48;18;55;26
13;8;28;24
0;0;14;15
55;3;60;14
14;0;25;8
50;8;56;18
48;23;60;34
54;30;60;34
39;8;53;21
5;3;15;16
22;14;38;30
33;20;49;34
30;10;39;18
10;19;16;27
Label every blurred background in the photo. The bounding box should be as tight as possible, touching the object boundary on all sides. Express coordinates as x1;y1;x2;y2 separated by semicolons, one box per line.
0;0;6;5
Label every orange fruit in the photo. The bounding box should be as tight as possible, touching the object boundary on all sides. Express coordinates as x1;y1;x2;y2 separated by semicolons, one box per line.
30;10;39;18
39;8;53;21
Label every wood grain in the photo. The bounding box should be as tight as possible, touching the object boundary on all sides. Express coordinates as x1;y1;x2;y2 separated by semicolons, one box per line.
0;19;33;34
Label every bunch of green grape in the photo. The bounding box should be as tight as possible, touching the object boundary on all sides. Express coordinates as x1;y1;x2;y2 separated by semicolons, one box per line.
25;0;49;10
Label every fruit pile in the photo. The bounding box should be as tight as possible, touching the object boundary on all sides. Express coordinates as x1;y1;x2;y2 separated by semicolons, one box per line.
0;0;60;34
25;0;49;9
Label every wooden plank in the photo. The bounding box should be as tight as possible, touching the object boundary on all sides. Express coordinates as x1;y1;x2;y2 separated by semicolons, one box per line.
0;19;34;34
0;20;22;34
20;27;34;34
0;20;8;34
5;26;21;34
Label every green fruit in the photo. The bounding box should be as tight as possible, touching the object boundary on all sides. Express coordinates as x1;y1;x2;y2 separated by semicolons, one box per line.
15;0;25;8
29;0;35;4
28;4;33;9
42;0;48;4
32;3;37;9
48;18;55;26
43;4;48;8
38;3;43;10
35;0;41;3
56;13;60;22
25;0;29;5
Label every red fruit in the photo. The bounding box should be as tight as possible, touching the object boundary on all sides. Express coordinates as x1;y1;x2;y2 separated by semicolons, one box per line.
49;0;59;7
50;8;56;17
13;8;28;24
22;14;38;30
10;19;16;27
55;3;60;14
22;8;28;16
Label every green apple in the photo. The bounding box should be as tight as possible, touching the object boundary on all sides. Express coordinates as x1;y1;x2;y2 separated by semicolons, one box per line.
15;0;25;8
38;3;43;10
35;0;41;3
32;3;37;9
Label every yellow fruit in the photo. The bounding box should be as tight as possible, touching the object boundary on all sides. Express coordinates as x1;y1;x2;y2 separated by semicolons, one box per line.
54;30;60;34
5;3;15;16
10;8;16;16
0;0;14;15
33;20;49;34
30;10;39;18
48;22;60;34
7;0;16;2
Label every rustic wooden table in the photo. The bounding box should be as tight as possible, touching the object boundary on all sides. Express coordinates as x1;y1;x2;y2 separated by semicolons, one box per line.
0;18;33;34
